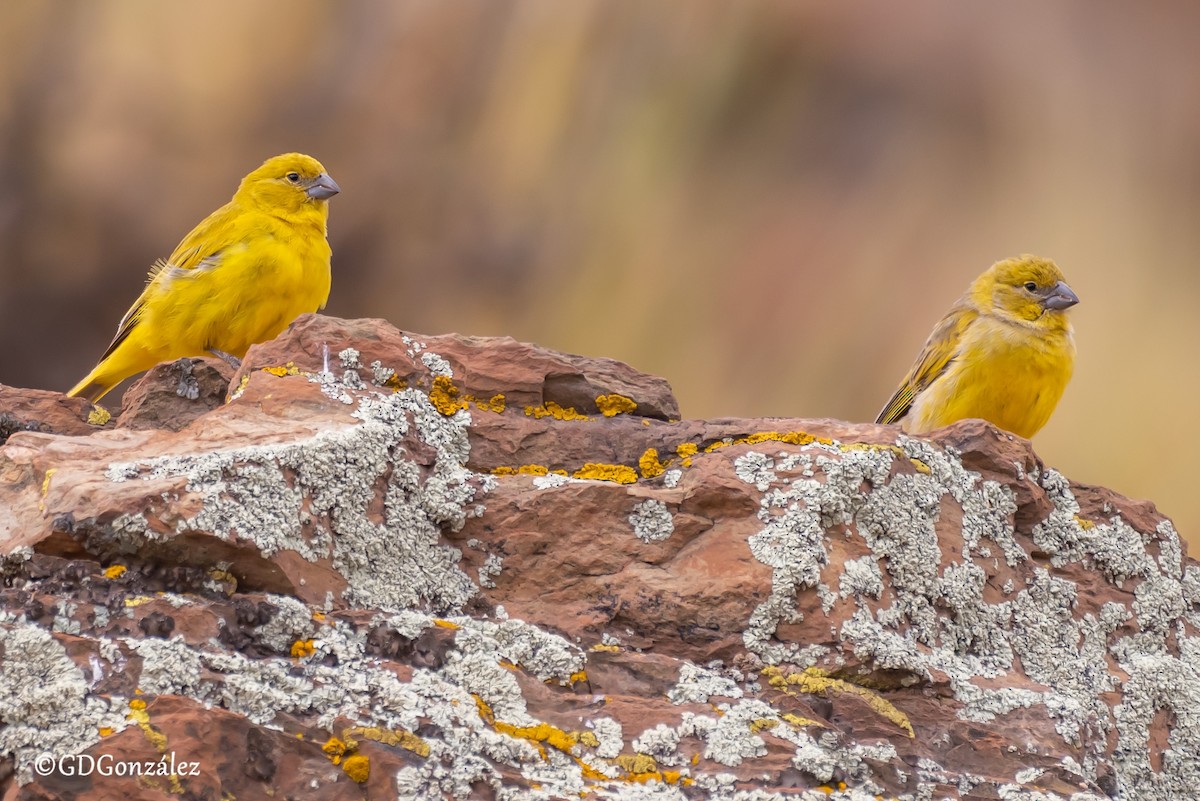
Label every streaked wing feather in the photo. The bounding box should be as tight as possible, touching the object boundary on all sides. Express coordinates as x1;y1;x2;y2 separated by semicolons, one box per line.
94;200;244;360
876;303;976;425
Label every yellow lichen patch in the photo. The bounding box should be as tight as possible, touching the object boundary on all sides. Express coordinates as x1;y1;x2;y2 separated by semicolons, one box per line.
612;754;692;786
98;726;114;737
614;754;659;775
430;375;470;416
1074;515;1096;530
207;568;237;592
262;362;300;377
573;463;638;484
344;726;431;758
493;463;566;479
312;612;326;622
476;394;507;413
675;443;698;466
103;564;127;580
596;393;637;417
86;407;112;426
568;670;589;686
39;468;57;512
705;431;835;454
124;596;153;607
748;718;778;733
525;401;589;421
322;736;349;764
764;666;913;738
291;639;316;659
638;448;668;479
474;695;594;759
590;643;620;653
342;754;370;783
781;713;823;729
433;619;460;630
126;699;168;752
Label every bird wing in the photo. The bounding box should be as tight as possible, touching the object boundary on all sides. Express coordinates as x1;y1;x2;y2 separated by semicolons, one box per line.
876;302;977;425
92;201;244;362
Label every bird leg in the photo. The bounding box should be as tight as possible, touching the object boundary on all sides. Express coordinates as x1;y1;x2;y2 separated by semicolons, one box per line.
208;349;242;369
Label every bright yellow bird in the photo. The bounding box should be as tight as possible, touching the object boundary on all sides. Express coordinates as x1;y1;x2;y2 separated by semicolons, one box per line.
876;255;1079;439
68;153;339;402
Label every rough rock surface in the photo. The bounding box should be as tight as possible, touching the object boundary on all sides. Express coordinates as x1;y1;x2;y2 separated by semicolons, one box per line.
1;314;1197;801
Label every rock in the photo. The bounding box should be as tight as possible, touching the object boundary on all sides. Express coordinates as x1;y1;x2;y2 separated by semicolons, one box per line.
115;357;235;431
0;385;105;445
1;314;1196;800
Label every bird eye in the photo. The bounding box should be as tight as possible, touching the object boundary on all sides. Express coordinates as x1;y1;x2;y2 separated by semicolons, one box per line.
1023;281;1038;292
286;172;300;183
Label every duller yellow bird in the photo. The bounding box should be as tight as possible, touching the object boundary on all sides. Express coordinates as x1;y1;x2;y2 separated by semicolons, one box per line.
875;255;1079;439
68;153;339;402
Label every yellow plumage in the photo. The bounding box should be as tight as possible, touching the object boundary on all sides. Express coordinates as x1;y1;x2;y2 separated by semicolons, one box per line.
876;255;1079;439
68;153;340;402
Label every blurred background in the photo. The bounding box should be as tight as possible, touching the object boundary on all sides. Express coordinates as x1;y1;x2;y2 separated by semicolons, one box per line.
2;1;1199;545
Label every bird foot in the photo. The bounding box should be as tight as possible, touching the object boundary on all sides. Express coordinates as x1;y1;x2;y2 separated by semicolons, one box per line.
208;349;242;369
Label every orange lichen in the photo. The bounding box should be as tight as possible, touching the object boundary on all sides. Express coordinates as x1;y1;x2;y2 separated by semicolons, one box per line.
612;754;692;786
262;362;300;377
675;443;698;466
525;401;589;421
103;564;127;580
290;639;316;659
476;393;507;413
98;727;114;737
595;393;637;417
704;431;831;453
126;698;168;753
344;725;430;757
342;754;370;783
492;464;569;477
430;375;470;416
573;463;638;484
638;448;668;478
433;619;460;630
764;666;913;738
322;736;348;764
473;696;598;759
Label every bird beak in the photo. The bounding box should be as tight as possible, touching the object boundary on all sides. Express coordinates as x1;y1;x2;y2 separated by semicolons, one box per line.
306;173;341;200
1042;281;1079;311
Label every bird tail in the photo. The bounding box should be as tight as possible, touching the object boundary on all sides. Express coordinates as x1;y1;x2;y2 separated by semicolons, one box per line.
67;367;117;403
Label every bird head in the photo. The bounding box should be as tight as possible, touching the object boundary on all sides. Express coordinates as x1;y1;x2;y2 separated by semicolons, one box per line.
971;255;1079;327
236;153;340;217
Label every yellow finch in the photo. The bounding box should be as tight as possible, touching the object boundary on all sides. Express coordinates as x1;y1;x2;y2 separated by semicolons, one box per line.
68;153;339;402
876;255;1078;439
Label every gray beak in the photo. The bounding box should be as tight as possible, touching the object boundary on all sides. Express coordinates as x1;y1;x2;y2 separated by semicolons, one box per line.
306;173;341;200
1042;280;1079;311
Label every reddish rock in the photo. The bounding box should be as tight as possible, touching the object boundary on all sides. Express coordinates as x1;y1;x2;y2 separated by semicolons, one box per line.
0;315;1195;800
0;385;103;444
115;357;235;431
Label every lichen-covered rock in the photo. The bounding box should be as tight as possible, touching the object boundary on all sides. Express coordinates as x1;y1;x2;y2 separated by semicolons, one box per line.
0;314;1195;800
